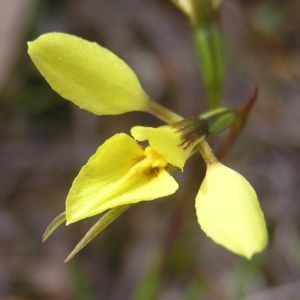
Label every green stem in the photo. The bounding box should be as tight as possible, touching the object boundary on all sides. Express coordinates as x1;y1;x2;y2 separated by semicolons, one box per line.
145;98;183;124
197;140;218;165
194;23;224;110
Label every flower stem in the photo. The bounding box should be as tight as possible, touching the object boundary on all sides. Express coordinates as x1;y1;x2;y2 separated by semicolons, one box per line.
145;98;183;124
197;140;218;165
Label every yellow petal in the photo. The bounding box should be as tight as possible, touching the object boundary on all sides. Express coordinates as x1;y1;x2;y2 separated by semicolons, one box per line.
195;163;267;259
66;133;178;224
131;119;207;170
131;126;186;169
28;33;147;115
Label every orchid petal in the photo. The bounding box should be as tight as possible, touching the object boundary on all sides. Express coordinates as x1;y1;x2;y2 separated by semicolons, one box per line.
28;33;147;115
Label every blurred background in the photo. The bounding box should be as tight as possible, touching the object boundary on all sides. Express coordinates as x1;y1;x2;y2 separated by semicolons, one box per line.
1;0;300;299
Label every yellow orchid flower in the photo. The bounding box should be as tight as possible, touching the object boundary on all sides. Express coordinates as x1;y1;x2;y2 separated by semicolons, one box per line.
28;32;267;260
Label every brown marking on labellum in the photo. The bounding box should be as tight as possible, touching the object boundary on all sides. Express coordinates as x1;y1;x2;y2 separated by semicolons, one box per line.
144;167;161;180
132;154;146;165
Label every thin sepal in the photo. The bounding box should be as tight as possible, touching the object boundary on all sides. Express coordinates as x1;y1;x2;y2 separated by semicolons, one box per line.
65;205;131;262
42;212;66;242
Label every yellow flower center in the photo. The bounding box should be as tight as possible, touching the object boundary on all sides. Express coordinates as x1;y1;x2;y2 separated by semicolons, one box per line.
129;146;168;180
144;146;168;168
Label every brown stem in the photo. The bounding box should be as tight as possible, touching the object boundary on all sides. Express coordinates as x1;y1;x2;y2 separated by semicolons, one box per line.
217;88;259;160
